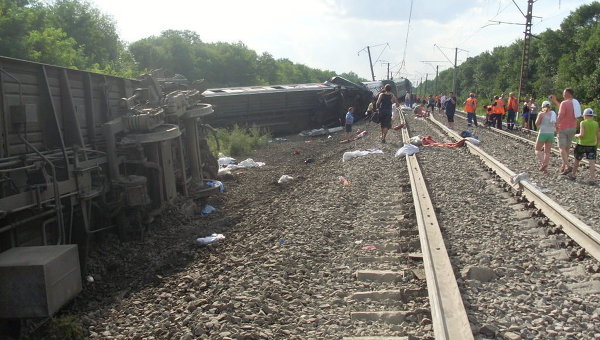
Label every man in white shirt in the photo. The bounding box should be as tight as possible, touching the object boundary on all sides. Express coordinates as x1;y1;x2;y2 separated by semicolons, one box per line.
440;94;447;114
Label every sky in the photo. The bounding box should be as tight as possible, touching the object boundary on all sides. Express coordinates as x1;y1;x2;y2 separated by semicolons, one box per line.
92;0;594;86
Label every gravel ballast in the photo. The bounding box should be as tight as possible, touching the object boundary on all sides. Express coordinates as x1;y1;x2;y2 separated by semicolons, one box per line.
65;119;436;339
450;112;600;230
406;112;600;339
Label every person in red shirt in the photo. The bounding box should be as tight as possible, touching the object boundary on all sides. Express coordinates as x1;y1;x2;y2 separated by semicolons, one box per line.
550;88;578;175
506;92;518;130
463;93;478;127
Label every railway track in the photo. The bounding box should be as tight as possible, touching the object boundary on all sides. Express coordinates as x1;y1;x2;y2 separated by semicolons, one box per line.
344;112;473;339
402;110;600;339
397;113;472;340
427;112;600;263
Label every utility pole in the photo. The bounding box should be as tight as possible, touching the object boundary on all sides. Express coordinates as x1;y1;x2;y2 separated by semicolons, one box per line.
387;63;390;80
424;73;428;97
367;46;375;81
435;66;439;95
518;0;534;103
358;43;389;81
421;60;445;95
485;0;540;103
453;48;458;95
434;45;468;96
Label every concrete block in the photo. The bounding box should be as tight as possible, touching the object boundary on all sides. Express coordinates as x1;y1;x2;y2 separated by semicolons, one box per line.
350;311;410;324
0;245;82;318
356;270;404;283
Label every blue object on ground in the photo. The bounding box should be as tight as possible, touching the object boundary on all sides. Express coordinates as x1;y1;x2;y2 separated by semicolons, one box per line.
206;180;225;192
200;205;216;216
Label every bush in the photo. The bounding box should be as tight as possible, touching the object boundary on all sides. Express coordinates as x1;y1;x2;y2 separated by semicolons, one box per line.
208;124;270;157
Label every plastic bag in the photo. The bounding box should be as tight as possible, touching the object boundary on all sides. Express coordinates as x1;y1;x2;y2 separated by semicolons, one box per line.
218;156;237;165
196;233;225;245
238;159;265;168
199;205;216;216
206;180;225;192
278;175;294;184
465;137;481;145
395;144;420;157
342;149;383;162
510;172;530;185
409;136;423;146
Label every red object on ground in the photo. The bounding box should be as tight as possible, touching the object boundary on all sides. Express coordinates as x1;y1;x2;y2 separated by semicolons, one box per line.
293;149;302;154
421;136;467;148
339;130;368;144
393;123;405;130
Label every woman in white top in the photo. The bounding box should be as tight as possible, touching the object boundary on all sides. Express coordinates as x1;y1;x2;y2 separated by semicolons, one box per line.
534;100;557;173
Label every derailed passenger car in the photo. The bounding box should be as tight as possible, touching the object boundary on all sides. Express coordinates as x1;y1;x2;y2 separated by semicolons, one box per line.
202;76;373;135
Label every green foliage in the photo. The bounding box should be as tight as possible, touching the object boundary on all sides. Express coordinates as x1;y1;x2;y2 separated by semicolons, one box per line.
417;2;600;107
128;30;352;87
208;125;271;157
45;315;84;340
24;26;83;67
0;0;136;76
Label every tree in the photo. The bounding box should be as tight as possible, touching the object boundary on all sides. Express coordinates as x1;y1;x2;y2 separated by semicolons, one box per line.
24;26;83;67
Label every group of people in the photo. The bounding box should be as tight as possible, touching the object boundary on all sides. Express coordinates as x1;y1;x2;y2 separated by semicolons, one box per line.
449;88;598;183
353;86;599;184
540;88;598;184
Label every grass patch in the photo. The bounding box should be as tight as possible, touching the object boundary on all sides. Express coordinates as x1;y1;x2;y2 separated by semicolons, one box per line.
43;315;84;340
208;124;271;157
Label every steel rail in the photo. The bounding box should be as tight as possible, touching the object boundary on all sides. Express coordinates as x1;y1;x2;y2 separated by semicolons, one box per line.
428;113;600;262
453;111;600;171
398;112;473;340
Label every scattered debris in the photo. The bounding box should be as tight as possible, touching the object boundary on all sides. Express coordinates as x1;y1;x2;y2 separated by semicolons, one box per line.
278;175;294;184
421;136;467;148
195;233;225;245
199;205;216;216
269;138;288;143
510;172;530;185
409;136;423;146
342;148;383;161
205;180;225;192
465;137;481;145
395;144;420;157
340;130;369;144
338;176;351;186
218;158;266;173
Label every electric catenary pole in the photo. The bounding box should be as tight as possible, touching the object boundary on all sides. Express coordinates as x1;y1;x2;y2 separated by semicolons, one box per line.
518;0;534;104
358;43;390;81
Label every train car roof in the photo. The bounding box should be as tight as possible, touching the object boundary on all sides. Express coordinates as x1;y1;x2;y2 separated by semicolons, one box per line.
203;83;333;96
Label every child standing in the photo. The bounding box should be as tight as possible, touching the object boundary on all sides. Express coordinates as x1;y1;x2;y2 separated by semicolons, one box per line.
570;108;599;184
345;107;354;140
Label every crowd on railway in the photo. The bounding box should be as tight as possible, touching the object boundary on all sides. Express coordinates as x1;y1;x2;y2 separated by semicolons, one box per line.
358;86;599;184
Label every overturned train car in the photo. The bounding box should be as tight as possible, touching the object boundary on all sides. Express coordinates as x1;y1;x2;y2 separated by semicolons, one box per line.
0;56;219;319
202;76;373;135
